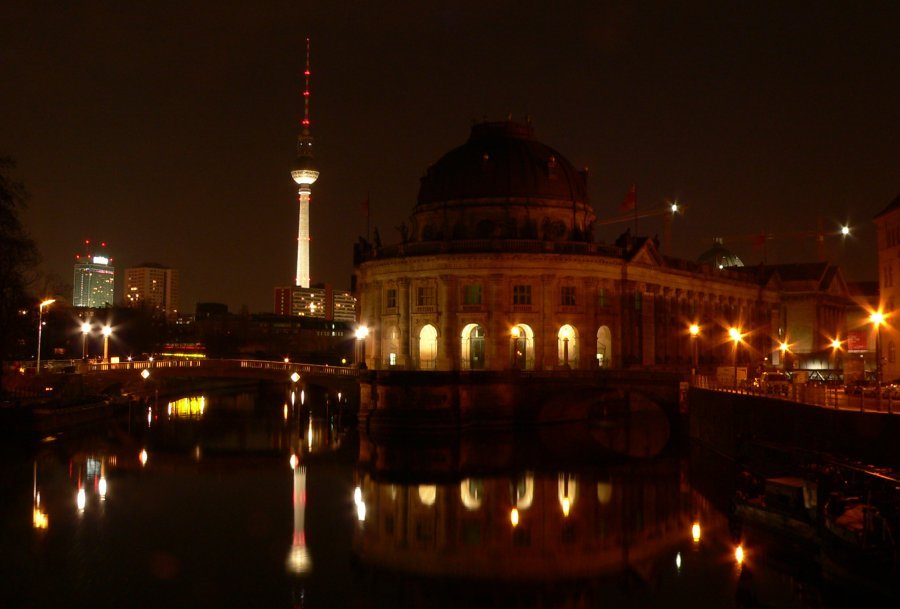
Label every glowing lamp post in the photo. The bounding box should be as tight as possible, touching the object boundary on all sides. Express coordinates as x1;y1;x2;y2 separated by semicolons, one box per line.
689;324;700;381
728;327;741;389
36;299;55;373
80;321;91;360
355;325;369;369
101;325;112;363
870;311;885;408
779;341;789;372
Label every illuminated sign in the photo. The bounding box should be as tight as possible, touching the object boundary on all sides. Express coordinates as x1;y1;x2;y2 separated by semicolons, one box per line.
92;256;109;265
847;330;868;353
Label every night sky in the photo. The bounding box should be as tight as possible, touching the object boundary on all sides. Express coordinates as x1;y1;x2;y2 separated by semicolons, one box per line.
2;2;898;313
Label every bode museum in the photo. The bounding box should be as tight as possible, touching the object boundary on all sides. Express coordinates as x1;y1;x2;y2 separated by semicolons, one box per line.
352;120;850;376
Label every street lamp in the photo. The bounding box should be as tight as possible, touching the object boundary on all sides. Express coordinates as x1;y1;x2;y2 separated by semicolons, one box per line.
689;324;700;381
728;327;742;389
870;311;885;394
101;325;112;363
81;321;91;360
36;299;55;373
355;325;369;369
779;341;789;370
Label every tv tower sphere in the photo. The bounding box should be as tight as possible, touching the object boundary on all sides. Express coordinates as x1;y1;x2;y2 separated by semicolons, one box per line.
291;155;319;186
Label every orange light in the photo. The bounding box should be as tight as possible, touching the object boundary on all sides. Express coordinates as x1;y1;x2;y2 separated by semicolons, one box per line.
735;544;745;565
691;521;701;543
510;508;519;527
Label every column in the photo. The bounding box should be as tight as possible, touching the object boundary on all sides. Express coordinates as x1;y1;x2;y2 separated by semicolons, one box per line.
398;278;410;368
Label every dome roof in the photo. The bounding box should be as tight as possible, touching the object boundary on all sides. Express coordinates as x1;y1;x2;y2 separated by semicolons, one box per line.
416;121;588;207
698;238;744;268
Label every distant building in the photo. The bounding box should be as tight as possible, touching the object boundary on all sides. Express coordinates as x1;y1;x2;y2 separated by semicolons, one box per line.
873;194;900;382
274;284;356;322
72;240;115;308
352;119;851;375
124;264;179;316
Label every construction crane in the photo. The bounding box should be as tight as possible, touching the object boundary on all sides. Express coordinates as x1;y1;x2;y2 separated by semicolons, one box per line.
597;200;685;255
709;218;852;263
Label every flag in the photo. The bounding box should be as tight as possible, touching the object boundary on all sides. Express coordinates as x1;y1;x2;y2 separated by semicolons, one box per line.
621;184;636;212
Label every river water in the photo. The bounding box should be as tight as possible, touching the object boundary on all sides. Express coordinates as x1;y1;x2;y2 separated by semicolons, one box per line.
0;387;894;608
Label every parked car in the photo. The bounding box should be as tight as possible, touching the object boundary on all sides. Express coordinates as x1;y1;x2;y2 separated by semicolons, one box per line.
758;371;790;395
844;379;878;397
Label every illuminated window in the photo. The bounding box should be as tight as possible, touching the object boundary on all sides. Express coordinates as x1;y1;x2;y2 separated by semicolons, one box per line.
386;288;397;309
561;286;576;306
513;285;532;306
463;284;482;306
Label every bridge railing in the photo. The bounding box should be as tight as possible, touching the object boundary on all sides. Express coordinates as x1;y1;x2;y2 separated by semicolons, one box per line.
75;358;361;378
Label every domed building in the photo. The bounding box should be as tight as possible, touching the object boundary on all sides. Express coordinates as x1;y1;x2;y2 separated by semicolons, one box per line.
353;120;845;374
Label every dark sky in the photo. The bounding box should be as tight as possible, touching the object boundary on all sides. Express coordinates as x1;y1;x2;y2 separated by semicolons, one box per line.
3;2;898;313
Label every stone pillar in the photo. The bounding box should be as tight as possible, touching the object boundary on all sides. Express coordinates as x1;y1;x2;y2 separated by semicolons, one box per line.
642;289;656;367
585;277;599;368
439;274;458;371
487;274;505;369
367;280;382;370
540;273;556;370
398;278;410;368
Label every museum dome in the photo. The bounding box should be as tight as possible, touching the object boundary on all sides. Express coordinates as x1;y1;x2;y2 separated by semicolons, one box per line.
416;121;588;207
698;238;744;268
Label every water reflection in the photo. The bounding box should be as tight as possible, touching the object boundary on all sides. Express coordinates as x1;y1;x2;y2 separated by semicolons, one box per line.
8;387;896;608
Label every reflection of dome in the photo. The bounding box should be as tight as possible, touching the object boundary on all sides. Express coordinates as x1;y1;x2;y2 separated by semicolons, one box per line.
411;120;594;243
417;121;587;205
697;238;743;268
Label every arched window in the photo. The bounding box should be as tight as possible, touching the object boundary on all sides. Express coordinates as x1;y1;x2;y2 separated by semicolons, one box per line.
596;326;612;368
510;324;535;370
461;324;486;370
418;324;438;370
557;325;579;368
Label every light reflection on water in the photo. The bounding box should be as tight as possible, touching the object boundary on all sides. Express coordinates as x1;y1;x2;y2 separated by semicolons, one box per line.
1;389;885;608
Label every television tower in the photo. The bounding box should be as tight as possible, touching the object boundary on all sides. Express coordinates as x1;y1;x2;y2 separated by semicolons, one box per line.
291;37;319;288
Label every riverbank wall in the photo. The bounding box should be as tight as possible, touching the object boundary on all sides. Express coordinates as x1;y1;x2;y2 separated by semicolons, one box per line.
689;388;900;465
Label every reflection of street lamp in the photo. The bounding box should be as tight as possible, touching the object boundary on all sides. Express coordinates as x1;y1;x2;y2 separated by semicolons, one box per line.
689;324;700;380
728;327;741;389
36;299;55;373
81;321;91;360
355;325;369;369
102;325;112;363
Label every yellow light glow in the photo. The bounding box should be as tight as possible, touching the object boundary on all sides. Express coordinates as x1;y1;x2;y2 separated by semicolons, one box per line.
355;325;369;340
290;372;300;383
841;225;850;236
728;327;741;342
831;339;841;349
418;485;437;506
283;404;289;420
561;497;571;517
510;507;519;527
735;544;745;565
671;202;678;213
689;324;699;337
77;488;86;511
511;326;521;338
356;500;367;522
40;299;56;309
140;368;150;380
354;486;362;505
139;449;148;467
167;396;206;418
33;507;49;529
870;311;885;326
98;477;107;499
101;325;112;337
779;341;789;353
81;322;91;334
290;454;298;470
675;552;682;570
691;521;701;543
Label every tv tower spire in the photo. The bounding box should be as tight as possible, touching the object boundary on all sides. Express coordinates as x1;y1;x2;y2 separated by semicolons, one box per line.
291;37;318;288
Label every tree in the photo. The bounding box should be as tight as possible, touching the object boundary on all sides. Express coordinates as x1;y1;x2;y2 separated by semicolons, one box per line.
0;157;40;394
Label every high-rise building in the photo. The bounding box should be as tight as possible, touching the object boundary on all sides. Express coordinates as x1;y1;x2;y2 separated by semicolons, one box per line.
290;37;319;288
124;264;179;316
72;240;115;308
274;284;356;322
